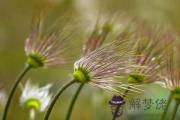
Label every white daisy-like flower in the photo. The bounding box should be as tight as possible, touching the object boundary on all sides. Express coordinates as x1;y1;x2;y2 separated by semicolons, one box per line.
20;80;52;112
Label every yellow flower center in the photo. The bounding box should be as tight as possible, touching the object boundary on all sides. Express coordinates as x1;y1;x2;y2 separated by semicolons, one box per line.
172;88;180;100
128;73;146;84
24;98;41;111
73;69;90;83
27;54;44;68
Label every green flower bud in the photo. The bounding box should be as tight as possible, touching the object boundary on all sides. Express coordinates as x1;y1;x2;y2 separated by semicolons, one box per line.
172;88;180;101
73;69;90;83
27;54;44;68
128;73;146;84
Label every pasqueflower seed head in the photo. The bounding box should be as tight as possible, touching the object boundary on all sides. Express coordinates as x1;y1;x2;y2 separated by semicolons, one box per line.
25;14;73;68
127;28;172;84
162;42;180;100
83;22;112;55
73;41;141;94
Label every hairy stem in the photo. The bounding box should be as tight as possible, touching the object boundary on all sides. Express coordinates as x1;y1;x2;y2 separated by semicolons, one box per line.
172;100;179;120
161;92;173;120
65;83;84;120
2;64;31;120
44;80;76;120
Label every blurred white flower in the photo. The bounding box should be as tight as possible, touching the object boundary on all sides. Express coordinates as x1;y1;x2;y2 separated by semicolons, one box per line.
20;80;52;112
0;90;7;107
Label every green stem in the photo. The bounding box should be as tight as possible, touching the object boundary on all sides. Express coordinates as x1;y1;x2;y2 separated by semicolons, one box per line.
112;104;121;120
161;92;173;120
2;64;31;120
65;83;84;120
29;108;36;120
44;80;76;120
171;100;179;120
112;87;130;120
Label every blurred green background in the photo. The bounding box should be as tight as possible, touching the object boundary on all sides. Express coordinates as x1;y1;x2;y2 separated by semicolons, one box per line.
0;0;180;120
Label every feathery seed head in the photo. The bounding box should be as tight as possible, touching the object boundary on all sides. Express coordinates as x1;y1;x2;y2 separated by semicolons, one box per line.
164;68;180;100
74;41;141;94
25;13;73;68
127;27;173;84
164;50;180;100
83;21;112;55
156;32;180;100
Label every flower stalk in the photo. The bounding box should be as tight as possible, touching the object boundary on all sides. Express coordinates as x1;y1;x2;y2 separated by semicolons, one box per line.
65;83;84;120
112;87;131;120
30;108;36;120
2;64;31;120
172;100;179;120
161;92;173;120
44;80;76;120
